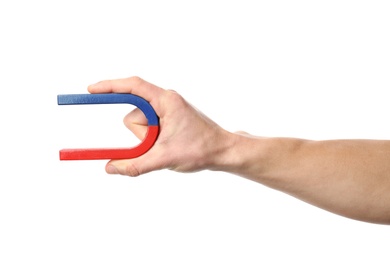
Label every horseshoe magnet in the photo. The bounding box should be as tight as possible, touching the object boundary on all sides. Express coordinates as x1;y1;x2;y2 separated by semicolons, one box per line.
57;93;159;160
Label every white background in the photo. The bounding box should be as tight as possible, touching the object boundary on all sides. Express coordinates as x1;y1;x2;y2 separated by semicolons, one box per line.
1;0;389;259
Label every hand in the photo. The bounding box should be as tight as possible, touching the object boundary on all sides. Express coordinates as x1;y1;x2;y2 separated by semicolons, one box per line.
88;76;233;176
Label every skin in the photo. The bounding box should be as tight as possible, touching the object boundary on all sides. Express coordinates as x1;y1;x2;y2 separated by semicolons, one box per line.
88;76;390;225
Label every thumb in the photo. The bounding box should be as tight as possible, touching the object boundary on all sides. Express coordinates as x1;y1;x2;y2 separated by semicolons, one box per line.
105;147;165;177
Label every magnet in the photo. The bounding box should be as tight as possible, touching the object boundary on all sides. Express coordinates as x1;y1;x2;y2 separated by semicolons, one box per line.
57;93;159;160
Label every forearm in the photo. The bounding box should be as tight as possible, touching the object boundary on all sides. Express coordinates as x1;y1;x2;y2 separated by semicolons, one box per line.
214;132;390;224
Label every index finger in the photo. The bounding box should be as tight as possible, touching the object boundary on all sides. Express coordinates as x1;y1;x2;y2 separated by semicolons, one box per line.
87;76;165;103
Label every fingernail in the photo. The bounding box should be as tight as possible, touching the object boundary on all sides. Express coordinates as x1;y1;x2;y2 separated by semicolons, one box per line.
106;164;118;174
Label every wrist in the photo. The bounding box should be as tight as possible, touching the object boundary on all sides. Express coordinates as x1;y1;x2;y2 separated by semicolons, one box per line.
208;130;268;177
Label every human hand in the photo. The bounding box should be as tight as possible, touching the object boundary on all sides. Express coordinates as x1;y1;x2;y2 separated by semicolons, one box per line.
88;76;234;176
88;77;390;224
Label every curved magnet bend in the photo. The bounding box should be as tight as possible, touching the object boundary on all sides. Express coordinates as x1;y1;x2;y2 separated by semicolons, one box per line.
58;93;159;160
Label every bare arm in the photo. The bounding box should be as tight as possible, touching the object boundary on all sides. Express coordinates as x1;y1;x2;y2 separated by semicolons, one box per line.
88;76;390;224
218;135;390;224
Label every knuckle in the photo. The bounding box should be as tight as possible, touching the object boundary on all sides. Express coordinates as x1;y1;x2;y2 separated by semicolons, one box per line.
165;89;185;105
124;163;141;177
129;76;143;85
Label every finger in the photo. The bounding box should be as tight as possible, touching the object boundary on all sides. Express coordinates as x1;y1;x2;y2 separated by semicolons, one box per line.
123;108;148;140
105;147;166;177
87;76;165;103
